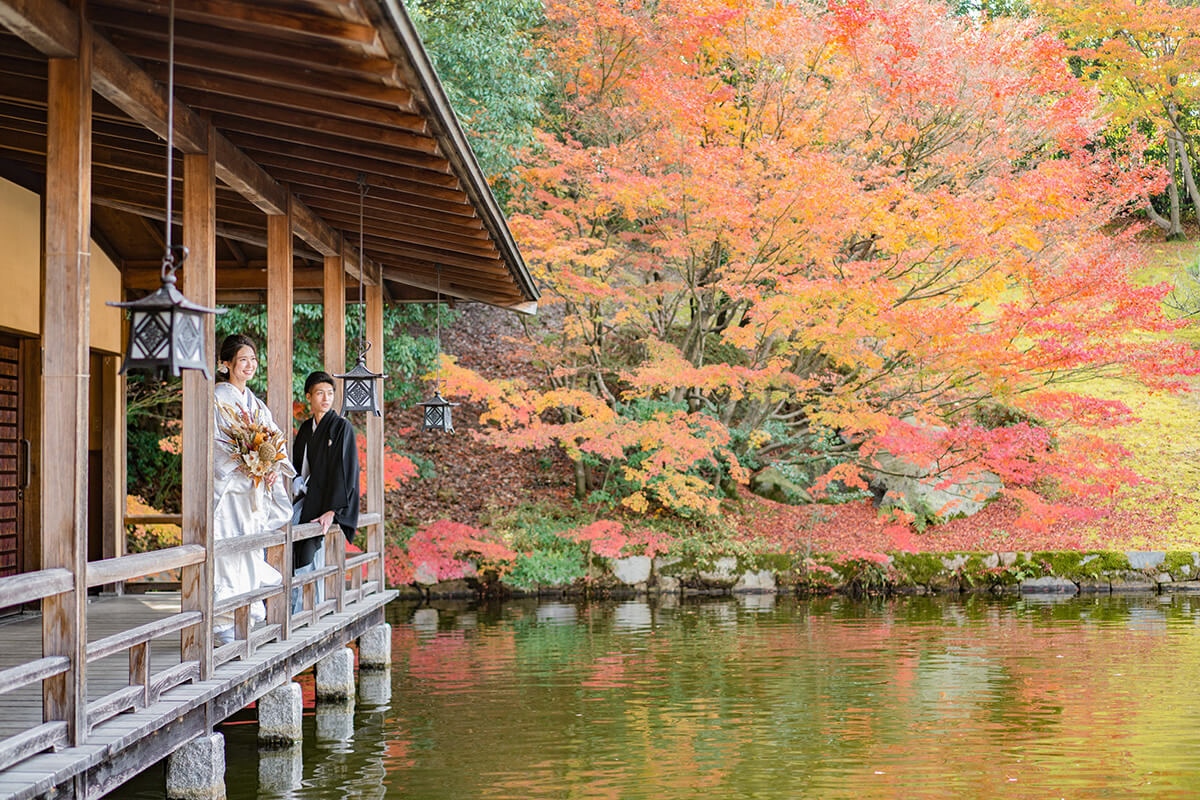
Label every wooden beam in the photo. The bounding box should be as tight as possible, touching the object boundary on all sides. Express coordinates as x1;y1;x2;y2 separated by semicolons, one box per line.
0;0;341;255
265;199;293;640
90;195;326;262
171;73;426;130
381;265;525;307
299;192;487;235
207;112;440;161
184;93;428;145
251;152;471;207
324;250;346;377
89;7;403;81
0;0;78;58
41;30;92;745
365;280;384;587
125;0;383;48
124;266;325;291
180;130;216;680
129;36;415;110
230;132;458;189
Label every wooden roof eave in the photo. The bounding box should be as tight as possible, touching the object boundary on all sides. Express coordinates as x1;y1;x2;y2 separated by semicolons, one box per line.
363;0;540;315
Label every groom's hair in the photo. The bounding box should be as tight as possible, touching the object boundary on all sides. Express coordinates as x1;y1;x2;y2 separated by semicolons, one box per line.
304;371;336;395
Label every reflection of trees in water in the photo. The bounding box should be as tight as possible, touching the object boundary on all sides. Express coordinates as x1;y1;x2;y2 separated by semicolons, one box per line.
376;595;1200;799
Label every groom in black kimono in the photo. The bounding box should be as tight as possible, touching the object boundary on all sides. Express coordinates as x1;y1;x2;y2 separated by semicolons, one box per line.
291;371;360;613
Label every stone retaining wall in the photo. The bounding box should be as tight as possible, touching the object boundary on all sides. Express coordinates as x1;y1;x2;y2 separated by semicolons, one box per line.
396;550;1200;599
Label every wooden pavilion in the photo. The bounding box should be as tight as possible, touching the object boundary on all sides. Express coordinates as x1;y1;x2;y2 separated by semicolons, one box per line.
0;0;537;797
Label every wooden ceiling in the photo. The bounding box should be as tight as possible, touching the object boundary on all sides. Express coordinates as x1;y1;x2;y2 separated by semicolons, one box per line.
0;0;539;311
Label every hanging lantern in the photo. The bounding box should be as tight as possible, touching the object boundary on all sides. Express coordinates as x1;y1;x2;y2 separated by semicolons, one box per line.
414;266;457;434
338;174;387;415
110;249;223;380
416;391;459;433
336;348;387;417
108;1;223;379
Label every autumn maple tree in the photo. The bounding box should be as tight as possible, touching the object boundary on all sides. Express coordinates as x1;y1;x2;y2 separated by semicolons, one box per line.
444;0;1199;528
1036;0;1200;239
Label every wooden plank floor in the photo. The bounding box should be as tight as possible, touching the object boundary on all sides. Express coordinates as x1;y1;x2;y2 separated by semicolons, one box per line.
0;594;183;739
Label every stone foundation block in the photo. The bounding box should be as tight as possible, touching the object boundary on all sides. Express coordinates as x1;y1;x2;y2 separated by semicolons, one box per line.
1076;578;1111;593
1020;576;1078;595
358;623;392;671
1163;581;1200;592
258;682;302;747
316;647;355;702
609;556;652;585
167;732;225;800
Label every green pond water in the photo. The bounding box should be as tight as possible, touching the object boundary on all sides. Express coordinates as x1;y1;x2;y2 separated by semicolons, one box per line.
115;594;1200;799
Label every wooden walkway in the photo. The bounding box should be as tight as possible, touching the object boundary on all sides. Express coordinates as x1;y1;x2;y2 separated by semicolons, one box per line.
0;595;183;741
0;589;395;800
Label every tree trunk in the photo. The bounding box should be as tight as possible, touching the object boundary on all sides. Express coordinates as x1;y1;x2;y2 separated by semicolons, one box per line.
1147;198;1172;232
573;457;590;500
1174;129;1200;224
1167;135;1186;240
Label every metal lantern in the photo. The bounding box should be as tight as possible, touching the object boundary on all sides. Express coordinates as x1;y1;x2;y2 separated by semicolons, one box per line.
416;391;459;433
336;351;387;417
108;4;224;380
108;248;223;379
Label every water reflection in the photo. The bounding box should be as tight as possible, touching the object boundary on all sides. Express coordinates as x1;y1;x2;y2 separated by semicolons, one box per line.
110;594;1200;799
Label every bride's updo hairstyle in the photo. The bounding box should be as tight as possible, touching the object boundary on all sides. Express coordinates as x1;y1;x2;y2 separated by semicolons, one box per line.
216;333;256;382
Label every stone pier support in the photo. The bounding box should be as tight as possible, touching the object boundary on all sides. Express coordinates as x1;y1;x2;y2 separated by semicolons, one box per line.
316;646;355;702
358;623;392;670
166;732;226;800
258;682;303;747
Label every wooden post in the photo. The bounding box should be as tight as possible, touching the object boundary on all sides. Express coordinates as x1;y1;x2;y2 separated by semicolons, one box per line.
99;354;125;594
41;30;92;744
324;246;345;377
180;129;216;679
323;246;345;606
266;199;293;638
365;276;384;588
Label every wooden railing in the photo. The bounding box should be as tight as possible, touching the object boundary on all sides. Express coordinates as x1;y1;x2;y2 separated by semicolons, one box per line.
0;510;387;772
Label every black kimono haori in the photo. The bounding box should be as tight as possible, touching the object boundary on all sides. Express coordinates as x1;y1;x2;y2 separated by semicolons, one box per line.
292;409;360;569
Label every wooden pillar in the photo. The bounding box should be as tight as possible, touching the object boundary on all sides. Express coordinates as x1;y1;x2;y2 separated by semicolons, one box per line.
266;202;293;434
323;248;346;606
180;129;216;679
266;199;293;637
41;31;92;744
323;247;345;377
99;354;125;593
365;275;384;586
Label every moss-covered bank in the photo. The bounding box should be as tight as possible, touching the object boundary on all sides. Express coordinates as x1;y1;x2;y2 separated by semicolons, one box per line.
394;550;1200;599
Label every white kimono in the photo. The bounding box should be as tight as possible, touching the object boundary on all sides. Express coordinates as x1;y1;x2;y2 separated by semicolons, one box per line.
212;381;291;633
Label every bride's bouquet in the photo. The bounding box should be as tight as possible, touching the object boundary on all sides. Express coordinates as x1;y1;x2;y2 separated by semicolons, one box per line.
216;402;296;491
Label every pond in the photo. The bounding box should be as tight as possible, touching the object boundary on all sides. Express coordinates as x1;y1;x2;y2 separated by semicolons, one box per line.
115;594;1200;799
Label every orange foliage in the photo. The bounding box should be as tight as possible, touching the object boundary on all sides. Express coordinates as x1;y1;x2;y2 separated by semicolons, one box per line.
444;0;1200;528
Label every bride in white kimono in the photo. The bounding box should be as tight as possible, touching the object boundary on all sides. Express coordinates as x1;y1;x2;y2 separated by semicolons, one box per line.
212;333;292;643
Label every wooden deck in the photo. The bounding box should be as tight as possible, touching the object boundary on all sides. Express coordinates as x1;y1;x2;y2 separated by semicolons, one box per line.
0;589;396;800
0;595;183;741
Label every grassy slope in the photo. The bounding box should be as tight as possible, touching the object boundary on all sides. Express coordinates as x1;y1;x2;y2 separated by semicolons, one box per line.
1080;238;1200;548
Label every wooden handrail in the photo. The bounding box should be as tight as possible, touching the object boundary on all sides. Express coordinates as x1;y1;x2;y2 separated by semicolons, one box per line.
86;612;203;663
0;567;74;608
86;545;206;588
124;514;182;525
0;656;70;697
358;512;382;527
215;529;287;557
213;583;285;617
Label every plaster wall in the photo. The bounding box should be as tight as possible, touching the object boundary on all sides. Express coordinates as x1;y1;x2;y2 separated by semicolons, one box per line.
0;177;123;353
